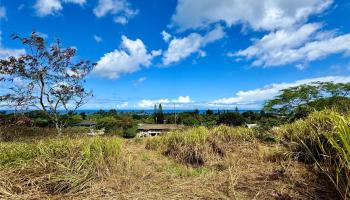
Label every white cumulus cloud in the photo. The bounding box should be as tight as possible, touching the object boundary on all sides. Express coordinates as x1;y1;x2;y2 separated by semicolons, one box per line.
34;0;62;16
234;23;350;67
138;96;193;108
162;25;225;65
161;31;172;42
174;96;192;103
170;0;346;68
93;0;138;24
34;0;85;16
93;35;160;79
171;0;332;31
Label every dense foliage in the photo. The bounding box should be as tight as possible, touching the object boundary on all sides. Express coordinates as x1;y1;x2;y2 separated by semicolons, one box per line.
263;82;350;120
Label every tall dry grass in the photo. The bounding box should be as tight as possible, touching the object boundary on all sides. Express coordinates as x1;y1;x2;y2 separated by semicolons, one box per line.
279;110;350;199
145;125;255;166
0;136;123;196
145;116;350;198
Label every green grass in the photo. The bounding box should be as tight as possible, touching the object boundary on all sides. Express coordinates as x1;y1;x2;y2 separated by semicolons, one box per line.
160;161;214;178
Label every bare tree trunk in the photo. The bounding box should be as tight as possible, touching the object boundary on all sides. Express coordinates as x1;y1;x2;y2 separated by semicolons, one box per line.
54;121;63;135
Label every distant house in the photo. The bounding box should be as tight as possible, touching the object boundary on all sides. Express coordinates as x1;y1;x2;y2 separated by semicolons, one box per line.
72;121;104;136
72;121;97;127
246;123;258;129
137;123;184;137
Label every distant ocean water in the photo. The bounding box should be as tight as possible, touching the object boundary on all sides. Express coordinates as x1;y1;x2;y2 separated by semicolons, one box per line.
0;109;261;115
75;109;261;114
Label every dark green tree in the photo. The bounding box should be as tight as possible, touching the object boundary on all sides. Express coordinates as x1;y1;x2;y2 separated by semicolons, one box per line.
97;109;106;115
206;109;214;115
218;112;245;126
157;104;164;124
194;109;200;115
108;109;118;116
80;112;86;120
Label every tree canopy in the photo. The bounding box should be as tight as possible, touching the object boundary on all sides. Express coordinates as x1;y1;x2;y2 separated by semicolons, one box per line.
0;32;95;134
263;81;350;118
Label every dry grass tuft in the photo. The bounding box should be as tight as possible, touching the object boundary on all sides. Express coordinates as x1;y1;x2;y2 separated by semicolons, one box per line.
145;125;256;166
279;109;350;199
0;136;122;198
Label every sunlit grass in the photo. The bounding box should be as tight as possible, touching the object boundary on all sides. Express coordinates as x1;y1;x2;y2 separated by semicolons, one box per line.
145;125;255;166
280;110;350;199
0;136;123;194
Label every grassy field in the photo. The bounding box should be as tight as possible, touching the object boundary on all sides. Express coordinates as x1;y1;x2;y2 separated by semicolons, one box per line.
1;110;349;199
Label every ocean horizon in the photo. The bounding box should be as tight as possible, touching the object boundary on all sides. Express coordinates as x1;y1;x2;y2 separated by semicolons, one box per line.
0;109;261;115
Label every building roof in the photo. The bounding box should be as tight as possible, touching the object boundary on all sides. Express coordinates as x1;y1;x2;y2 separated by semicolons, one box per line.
73;121;97;127
138;123;184;130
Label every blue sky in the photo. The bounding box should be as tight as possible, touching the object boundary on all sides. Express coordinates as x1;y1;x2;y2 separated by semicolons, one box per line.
1;0;350;110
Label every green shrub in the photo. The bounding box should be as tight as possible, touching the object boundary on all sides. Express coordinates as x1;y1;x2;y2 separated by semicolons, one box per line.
96;116;119;132
34;118;51;127
217;112;245;126
123;127;138;138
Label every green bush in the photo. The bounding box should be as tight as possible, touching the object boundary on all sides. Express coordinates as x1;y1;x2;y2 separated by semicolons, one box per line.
123;127;138;138
34;118;50;127
96;116;119;132
217;112;245;126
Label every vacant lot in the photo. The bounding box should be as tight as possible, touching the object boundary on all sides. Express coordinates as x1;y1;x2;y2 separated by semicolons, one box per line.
1;110;347;199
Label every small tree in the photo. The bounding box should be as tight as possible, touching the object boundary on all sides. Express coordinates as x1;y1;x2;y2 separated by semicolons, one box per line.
80;112;87;120
194;108;200;115
0;33;95;134
157;104;164;124
206;109;213;115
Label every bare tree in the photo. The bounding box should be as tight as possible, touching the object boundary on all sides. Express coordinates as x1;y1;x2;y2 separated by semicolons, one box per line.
0;32;95;134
